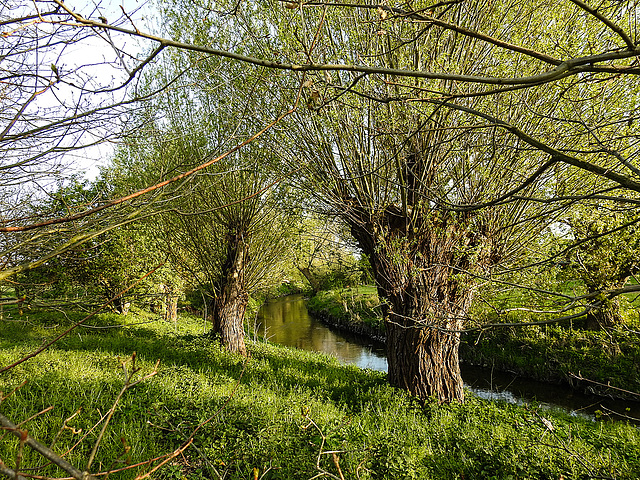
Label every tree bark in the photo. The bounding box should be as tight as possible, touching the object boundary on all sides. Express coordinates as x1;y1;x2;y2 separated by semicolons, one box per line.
164;294;178;323
212;230;249;356
386;318;464;402
585;286;622;330
160;283;179;323
297;266;320;293
381;272;473;403
350;208;483;403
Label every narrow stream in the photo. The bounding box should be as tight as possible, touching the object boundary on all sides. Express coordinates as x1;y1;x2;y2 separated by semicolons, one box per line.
257;294;640;422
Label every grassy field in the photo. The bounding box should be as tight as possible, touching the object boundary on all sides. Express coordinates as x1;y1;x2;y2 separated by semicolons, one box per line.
2;307;640;479
307;286;385;335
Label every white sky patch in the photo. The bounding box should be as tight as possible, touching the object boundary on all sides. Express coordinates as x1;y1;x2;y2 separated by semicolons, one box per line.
3;1;157;182
549;221;572;239
61;1;156;179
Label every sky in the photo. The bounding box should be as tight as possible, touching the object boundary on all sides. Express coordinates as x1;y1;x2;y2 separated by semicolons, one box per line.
27;1;156;180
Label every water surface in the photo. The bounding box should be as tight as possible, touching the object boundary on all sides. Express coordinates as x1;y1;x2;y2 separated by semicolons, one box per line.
257;294;640;421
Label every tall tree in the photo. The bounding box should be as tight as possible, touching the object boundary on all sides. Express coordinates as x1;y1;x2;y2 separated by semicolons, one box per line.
565;202;640;330
262;0;640;402
163;163;291;355
264;0;589;401
110;21;294;353
283;95;560;401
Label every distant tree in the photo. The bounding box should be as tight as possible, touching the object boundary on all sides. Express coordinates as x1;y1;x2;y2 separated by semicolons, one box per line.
16;179;175;314
565;202;640;330
168;167;292;354
109;42;294;354
291;215;362;293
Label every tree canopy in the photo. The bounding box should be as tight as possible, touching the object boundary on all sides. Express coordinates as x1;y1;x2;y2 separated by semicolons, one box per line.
3;0;640;403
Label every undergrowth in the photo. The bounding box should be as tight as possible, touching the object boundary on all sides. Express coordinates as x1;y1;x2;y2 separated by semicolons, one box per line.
460;324;640;397
307;287;384;333
1;307;640;479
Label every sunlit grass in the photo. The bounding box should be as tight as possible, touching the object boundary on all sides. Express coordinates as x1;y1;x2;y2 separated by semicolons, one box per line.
307;286;384;332
2;306;640;479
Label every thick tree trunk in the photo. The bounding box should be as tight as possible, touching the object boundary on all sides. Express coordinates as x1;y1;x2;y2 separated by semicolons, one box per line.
164;296;178;323
213;231;249;356
386;312;465;402
351;211;482;403
161;283;178;323
298;266;320;293
215;288;248;355
585;286;622;330
382;281;472;403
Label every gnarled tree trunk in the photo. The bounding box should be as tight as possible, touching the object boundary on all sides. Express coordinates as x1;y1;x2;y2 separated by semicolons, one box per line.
351;209;484;403
163;283;179;324
297;266;321;294
212;230;249;356
584;284;623;330
386;318;465;402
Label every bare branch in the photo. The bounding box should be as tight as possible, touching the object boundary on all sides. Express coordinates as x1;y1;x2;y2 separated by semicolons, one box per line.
49;0;640;87
568;0;635;50
429;99;640;194
0;413;99;480
569;372;640;399
86;354;159;472
300;1;561;65
0;106;296;233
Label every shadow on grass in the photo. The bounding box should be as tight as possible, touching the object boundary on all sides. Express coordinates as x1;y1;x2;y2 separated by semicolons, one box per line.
4;315;389;414
4;316;640;480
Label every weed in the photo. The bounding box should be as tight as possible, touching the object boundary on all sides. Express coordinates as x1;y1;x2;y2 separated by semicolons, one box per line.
1;306;639;479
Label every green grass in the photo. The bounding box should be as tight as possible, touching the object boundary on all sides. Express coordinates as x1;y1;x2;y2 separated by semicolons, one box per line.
2;307;640;479
307;286;384;334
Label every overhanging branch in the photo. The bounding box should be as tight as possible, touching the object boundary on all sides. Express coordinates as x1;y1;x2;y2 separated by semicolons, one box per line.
50;0;640;87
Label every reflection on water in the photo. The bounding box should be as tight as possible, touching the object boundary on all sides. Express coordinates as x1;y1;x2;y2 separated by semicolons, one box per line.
257;294;640;421
256;294;387;371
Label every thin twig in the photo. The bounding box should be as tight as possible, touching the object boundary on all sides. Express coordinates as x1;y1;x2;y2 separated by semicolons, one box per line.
86;354;159;472
0;413;98;480
0;264;164;374
569;372;640;398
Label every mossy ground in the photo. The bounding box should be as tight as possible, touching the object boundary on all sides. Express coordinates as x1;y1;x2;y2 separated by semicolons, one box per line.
1;306;640;479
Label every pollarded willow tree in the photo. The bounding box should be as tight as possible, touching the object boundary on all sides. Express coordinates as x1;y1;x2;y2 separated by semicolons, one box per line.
163;160;293;355
110;9;295;354
114;110;294;355
282;100;564;402
264;0;636;402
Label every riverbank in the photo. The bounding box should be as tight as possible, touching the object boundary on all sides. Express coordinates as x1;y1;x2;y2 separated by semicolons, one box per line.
306;287;640;401
2;306;640;479
307;286;386;342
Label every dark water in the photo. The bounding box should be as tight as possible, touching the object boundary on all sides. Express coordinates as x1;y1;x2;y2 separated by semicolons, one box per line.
256;294;387;371
257;294;640;422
